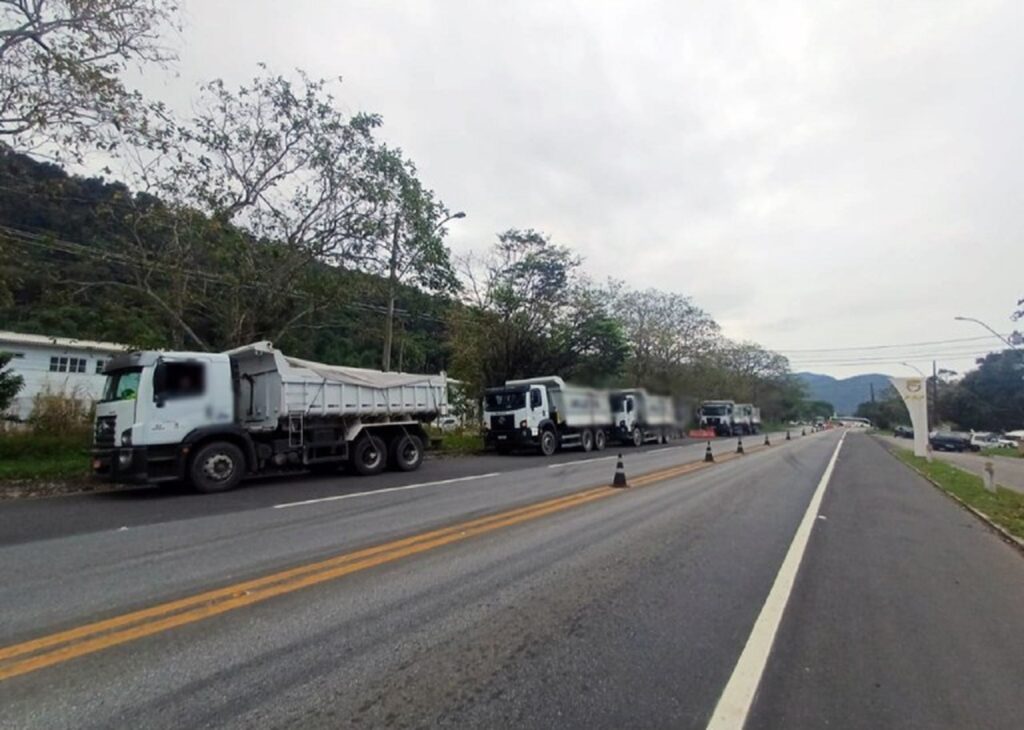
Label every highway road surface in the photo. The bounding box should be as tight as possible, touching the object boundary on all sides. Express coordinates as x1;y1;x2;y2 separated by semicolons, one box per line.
1;430;1022;729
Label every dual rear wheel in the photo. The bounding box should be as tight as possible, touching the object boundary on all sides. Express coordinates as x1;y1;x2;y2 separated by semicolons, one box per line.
351;433;423;476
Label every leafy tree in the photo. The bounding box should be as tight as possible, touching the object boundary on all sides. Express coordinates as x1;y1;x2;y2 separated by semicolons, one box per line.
941;349;1024;431
0;0;180;158
605;283;720;388
855;387;907;430
0;350;23;411
344;147;460;369
450;229;627;392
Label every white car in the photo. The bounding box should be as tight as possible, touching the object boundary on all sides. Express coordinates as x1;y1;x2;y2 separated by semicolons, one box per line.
436;416;459;433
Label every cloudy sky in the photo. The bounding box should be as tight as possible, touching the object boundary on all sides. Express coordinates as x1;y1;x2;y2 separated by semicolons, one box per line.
132;0;1020;377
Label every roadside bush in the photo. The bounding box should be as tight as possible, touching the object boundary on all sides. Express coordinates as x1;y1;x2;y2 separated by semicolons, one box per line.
27;389;93;438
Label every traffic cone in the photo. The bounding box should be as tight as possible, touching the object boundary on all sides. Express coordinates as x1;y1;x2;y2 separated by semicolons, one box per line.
786;430;791;441
704;441;714;463
612;454;628;487
764;433;771;446
736;436;744;454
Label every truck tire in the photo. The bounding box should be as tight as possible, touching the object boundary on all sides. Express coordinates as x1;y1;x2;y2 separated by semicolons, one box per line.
631;427;643;448
352;434;387;476
581;429;594;452
539;429;557;456
390;434;424;471
189;441;245;493
594;430;607;451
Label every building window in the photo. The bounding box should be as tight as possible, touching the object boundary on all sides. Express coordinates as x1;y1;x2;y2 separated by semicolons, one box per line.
48;356;93;372
96;360;106;374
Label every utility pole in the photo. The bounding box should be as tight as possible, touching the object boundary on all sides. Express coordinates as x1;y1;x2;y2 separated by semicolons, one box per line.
382;212;401;372
870;382;875;403
931;359;938;432
381;210;465;371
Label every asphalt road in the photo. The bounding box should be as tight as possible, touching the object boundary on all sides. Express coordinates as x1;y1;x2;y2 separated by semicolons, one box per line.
1;430;1022;729
0;431;783;546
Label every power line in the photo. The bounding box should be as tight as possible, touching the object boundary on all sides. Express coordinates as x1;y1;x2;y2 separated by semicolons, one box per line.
776;334;1009;354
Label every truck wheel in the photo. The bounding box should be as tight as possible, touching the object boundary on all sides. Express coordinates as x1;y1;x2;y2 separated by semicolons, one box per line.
352;434;387;476
581;429;594;452
539;429;557;456
631;427;643;448
594;430;607;451
189;441;245;493
390;434;423;471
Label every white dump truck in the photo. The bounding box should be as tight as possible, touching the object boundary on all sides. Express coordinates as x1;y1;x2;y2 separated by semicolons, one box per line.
91;341;448;492
733;403;762;435
699;400;736;435
610;388;676;446
482;376;612;455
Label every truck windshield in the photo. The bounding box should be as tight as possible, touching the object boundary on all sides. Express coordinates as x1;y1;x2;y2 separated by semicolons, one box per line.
610;395;625;411
703;405;730;416
102;368;142;402
485;391;525;411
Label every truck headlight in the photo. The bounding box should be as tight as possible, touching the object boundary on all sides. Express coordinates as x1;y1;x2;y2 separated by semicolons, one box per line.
520;420;528;428
121;428;133;447
118;451;132;467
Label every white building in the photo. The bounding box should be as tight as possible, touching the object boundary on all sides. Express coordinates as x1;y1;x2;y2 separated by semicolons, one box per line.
0;331;130;421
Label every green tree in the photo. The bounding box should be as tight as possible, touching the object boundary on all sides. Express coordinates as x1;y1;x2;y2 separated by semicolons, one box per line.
941;350;1024;431
450;229;627;392
0;351;23;411
855;387;907;430
0;0;180;158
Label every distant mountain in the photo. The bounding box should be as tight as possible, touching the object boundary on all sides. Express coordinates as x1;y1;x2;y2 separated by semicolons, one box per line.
796;372;893;416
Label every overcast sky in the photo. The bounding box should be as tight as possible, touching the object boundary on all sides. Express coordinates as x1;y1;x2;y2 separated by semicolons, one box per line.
131;0;1020;377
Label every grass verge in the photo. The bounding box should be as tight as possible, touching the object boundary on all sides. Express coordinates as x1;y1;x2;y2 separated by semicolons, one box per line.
427;429;484;456
0;431;91;481
892;448;1024;541
980;447;1023;459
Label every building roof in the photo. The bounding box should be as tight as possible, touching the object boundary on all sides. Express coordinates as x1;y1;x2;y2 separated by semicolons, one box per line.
0;330;129;353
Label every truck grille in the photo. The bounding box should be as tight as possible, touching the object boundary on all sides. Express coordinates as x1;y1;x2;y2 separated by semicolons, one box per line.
94;415;116;447
490;414;514;431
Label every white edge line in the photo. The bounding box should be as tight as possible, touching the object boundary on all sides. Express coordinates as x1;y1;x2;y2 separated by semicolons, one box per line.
272;472;502;509
706;432;846;730
547;455;618;469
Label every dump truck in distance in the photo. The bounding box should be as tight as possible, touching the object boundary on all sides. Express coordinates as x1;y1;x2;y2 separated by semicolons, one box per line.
732;403;762;435
91;342;447;492
699;400;736;435
483;376;613;455
610;388;677;446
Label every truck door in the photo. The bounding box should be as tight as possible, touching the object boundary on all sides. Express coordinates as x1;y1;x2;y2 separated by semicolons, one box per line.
146;359;215;446
529;387;547;431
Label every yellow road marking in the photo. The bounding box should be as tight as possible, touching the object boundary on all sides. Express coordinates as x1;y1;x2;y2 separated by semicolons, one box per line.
0;436;798;681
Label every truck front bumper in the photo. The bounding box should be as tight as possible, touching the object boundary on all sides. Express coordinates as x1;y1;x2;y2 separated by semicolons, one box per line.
92;445;184;484
484;428;536;449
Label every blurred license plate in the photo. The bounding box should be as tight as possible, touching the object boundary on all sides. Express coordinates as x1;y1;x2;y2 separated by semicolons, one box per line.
497;434;508;440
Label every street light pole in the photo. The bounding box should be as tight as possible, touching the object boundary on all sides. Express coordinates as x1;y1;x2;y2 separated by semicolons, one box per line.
382;211;466;371
900;362;925;376
953;315;1019;350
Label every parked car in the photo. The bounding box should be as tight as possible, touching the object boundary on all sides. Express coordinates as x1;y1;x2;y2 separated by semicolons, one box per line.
436;416;460;433
893;425;913;439
929;431;972;452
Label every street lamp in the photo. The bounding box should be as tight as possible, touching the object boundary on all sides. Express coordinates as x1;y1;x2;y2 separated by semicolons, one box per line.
900;362;925;376
953;316;1018;350
382;211;466;371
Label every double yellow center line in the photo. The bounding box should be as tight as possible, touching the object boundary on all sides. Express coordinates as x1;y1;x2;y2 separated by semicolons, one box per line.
0;439;780;681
